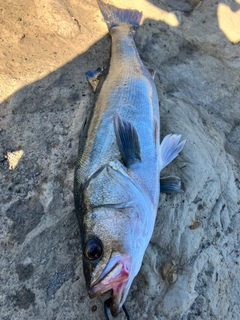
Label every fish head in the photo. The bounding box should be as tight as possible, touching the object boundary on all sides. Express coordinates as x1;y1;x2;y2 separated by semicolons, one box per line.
82;205;150;316
81;167;155;316
81;169;155;316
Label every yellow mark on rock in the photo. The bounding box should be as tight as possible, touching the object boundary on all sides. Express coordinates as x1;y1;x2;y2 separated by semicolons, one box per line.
141;1;179;27
217;3;240;44
6;150;24;170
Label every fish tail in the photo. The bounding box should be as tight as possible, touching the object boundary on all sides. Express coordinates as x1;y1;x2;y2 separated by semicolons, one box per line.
97;0;142;30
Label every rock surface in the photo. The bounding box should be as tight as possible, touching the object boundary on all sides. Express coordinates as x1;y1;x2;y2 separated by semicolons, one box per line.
0;0;240;319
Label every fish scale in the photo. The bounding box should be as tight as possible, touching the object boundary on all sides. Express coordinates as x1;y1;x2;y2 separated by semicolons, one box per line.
78;25;158;186
74;0;185;317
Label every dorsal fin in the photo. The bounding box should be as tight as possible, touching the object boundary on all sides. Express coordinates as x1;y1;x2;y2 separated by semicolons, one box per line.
113;113;141;167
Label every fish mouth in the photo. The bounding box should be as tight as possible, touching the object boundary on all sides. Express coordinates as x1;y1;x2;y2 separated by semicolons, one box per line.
88;255;132;316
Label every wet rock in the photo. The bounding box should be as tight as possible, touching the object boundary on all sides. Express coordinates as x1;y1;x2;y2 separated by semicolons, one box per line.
47;264;75;298
16;260;34;281
6;197;44;244
14;287;35;310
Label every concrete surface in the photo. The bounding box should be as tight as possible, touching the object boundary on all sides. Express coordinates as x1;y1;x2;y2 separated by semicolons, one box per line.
0;1;240;319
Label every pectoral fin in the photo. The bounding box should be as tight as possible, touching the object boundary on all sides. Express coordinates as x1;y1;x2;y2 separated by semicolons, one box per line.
85;67;105;92
159;134;186;171
114;113;141;167
160;176;184;193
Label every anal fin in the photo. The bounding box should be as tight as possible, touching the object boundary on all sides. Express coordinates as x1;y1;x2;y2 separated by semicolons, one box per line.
114;113;141;167
160;176;184;193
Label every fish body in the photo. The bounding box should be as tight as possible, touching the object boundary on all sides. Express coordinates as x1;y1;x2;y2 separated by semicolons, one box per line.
74;0;185;316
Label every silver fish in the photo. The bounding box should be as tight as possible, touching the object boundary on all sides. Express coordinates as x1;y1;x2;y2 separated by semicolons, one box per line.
74;0;185;317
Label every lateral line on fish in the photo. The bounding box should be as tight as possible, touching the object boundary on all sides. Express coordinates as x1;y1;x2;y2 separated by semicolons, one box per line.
90;201;134;210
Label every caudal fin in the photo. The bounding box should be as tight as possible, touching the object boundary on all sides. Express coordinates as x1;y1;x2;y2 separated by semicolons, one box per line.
97;0;142;30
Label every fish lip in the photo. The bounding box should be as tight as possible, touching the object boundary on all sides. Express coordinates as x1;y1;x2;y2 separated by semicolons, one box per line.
88;257;131;299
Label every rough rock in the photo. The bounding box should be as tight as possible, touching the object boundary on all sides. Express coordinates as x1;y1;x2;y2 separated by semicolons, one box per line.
0;1;239;319
35;0;81;38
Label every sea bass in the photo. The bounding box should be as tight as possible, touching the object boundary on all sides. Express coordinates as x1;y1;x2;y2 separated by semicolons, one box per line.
74;0;185;317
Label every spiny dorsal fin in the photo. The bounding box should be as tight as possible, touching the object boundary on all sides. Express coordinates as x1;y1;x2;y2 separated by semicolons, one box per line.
113;113;141;167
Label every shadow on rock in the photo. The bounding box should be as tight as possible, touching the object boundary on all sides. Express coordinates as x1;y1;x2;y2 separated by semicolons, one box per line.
0;3;240;320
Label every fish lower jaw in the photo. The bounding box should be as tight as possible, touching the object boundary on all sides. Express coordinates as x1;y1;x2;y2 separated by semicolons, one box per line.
88;260;130;298
89;281;128;317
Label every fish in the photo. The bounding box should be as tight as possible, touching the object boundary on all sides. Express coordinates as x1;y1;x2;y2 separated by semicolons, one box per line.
74;0;186;317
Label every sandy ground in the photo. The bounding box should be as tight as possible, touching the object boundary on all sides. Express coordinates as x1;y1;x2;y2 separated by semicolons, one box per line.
1;1;240;319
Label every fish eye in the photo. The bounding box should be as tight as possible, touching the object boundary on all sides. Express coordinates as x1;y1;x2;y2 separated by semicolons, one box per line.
84;238;103;260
